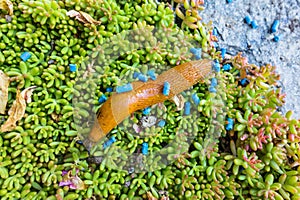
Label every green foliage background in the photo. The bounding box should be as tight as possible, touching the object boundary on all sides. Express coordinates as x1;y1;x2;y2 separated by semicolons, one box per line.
0;0;299;199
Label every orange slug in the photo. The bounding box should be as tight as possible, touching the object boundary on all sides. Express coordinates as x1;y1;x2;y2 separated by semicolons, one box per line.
84;59;213;149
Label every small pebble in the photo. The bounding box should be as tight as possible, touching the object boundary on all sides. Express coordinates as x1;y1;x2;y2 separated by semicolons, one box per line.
133;124;141;133
244;16;252;25
87;156;103;164
211;77;218;87
116;83;133;93
69;64;77;72
271;19;280;33
157;119;166;127
142;107;151;115
124;181;131;187
98;94;107;104
5;15;12;23
184;101;191;115
163;82;170;96
251;20;258;29
48;59;55;65
141;116;157;128
128;167;135;174
222;64;231;71
192;93;200;105
142;142;149;155
137;74;148;82
20;52;31;62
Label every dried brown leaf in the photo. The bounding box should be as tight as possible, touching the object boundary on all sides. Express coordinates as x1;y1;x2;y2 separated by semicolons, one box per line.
0;0;13;15
60;170;86;190
22;86;36;103
147;192;158;200
0;86;36;132
66;10;101;25
0;70;9;114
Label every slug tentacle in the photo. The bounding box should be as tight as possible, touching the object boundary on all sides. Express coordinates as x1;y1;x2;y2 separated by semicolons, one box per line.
84;59;213;150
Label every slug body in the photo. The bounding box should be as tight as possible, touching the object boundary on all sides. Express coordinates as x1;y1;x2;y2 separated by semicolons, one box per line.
85;59;212;148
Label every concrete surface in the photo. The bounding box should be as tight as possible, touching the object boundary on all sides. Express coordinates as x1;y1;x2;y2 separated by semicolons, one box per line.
201;0;300;119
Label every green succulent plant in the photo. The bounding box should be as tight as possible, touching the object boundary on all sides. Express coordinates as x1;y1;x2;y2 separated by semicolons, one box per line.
0;0;299;200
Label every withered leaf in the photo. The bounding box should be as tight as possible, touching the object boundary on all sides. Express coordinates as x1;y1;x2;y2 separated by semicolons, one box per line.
147;192;158;200
0;0;13;15
0;70;9;114
60;170;86;190
171;94;185;111
0;86;36;132
66;10;101;25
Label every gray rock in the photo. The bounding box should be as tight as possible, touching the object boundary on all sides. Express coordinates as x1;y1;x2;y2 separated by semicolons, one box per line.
201;0;300;119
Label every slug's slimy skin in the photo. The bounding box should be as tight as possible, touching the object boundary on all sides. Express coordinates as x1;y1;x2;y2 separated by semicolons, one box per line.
84;59;213;150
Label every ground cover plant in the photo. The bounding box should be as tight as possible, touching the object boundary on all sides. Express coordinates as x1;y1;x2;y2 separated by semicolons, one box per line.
0;0;299;199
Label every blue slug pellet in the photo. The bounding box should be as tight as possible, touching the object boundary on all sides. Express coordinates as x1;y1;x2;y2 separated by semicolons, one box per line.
98;94;107;104
190;47;202;60
271;20;280;33
116;83;133;93
209;86;217;93
163;82;170;96
211;78;218;87
192;93;200;105
142;107;151;115
103;136;116;149
69;64;77;72
227;118;234;125
20;52;31;62
225;123;233;131
106;87;113;92
221;48;226;59
212;28;218;36
147;69;157;80
138;74;148;82
223;64;231;71
157;119;166;127
133;72;140;79
184;101;191;115
225;118;234;130
240;78;249;86
244;16;252;25
142;142;148;155
273;35;281;42
76;140;83;145
251;20;258;29
190;47;200;54
213;60;220;72
226;0;233;3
